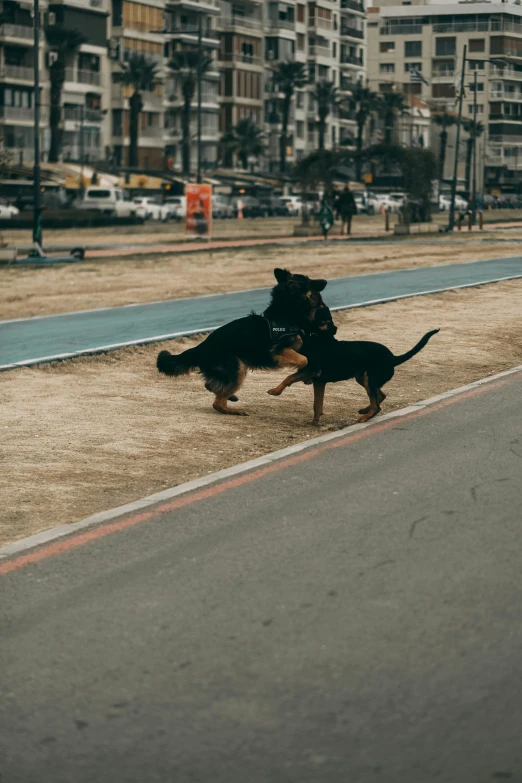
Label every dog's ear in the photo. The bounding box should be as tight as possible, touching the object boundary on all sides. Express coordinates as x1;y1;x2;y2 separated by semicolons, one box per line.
274;268;291;284
311;278;327;292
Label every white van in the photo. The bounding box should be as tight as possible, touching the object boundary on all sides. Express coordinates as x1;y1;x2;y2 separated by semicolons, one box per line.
79;187;137;217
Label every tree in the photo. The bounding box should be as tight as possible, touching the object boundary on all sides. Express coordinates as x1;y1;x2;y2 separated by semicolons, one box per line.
45;26;86;163
379;91;407;145
312;80;340;150
432;111;456;183
168;50;213;176
272;61;307;174
120;53;161;169
347;84;379;181
220;117;264;170
463;118;485;196
365;144;437;222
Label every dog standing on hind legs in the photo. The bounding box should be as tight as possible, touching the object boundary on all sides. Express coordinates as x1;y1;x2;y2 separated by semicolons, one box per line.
156;268;327;415
268;304;439;425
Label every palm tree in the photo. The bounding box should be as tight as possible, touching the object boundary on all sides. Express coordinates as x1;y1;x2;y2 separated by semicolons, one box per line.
44;26;86;163
312;80;340;150
463;119;485;196
167;50;213;176
379;92;408;145
272;61;307;174
120;53;161;169
347;84;379;181
432;111;456;183
221;117;264;170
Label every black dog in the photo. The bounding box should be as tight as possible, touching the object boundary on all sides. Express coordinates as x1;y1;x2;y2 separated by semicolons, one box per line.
157;268;327;416
268;304;439;425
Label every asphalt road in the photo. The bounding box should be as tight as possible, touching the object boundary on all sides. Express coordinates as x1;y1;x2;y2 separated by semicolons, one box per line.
2;371;522;782
1;255;521;369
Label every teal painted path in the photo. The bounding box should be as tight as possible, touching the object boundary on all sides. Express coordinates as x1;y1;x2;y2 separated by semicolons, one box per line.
1;256;521;370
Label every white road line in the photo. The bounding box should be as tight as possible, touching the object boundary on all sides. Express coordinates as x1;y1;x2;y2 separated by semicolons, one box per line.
2;271;522;372
1;362;521;560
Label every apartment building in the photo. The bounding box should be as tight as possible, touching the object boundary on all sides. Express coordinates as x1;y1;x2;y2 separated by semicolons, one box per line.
367;0;522;192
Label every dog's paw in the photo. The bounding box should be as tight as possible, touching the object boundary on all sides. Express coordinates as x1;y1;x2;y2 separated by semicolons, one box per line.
267;387;283;396
228;395;239;402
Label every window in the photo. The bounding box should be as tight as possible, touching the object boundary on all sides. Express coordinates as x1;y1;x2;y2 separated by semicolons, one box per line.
296;120;304;138
297;33;305;50
469;60;485;70
435;37;456;56
432;83;455;98
333;41;336;57
405;40;422;57
297;3;305;22
296;91;304;108
112;109;122;136
380;63;395;73
432;59;454;77
380;41;395;53
404;62;422;72
468;81;484;92
469;38;485;53
468;104;483;114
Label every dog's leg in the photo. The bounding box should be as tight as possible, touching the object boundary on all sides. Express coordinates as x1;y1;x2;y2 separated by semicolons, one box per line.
312;380;326;426
357;373;381;423
275;347;309;370
207;361;249;415
355;374;372;415
268;368;314;396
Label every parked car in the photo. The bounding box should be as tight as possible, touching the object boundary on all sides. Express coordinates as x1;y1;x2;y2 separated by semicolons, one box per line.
439;194;468;211
212;195;235;219
0;203;19;218
132;196;170;221
279;196;302;216
79;187;138;218
165;196;186;221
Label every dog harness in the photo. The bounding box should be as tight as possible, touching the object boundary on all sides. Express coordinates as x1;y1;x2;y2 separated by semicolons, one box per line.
263;316;302;345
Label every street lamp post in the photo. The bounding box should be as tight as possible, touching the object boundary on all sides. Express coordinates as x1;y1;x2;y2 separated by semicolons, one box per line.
196;13;203;184
448;44;467;232
32;0;43;255
471;68;478;225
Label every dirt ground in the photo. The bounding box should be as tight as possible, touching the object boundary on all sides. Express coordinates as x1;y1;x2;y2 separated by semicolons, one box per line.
2;279;522;547
2;233;522;320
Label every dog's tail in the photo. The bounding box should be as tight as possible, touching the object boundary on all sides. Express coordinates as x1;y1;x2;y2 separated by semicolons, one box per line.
157;345;201;377
393;329;440;367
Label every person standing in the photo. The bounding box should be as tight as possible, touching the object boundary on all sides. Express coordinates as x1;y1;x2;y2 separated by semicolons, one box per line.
318;195;334;240
337;184;356;236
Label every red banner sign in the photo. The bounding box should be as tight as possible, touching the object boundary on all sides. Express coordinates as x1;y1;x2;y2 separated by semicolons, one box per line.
185;183;212;240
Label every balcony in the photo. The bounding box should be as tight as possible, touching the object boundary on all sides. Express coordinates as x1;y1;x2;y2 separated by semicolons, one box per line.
0;23;33;42
123;48;164;65
432;70;455;80
308;44;330;57
268;19;295;31
340;26;364;39
489;112;522;121
216;16;263;33
64;106;104;123
0;105;46;122
341;0;364;12
309;17;333;30
217;52;263;65
166;0;220;13
1;64;33;81
140;125;164;138
340;54;363;66
380;24;423;35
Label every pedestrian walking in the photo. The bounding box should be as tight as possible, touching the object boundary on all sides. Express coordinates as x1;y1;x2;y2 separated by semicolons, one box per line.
337;184;357;236
318;196;334;240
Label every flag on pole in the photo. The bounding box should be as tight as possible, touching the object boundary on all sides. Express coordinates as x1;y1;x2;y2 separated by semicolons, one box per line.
409;67;430;86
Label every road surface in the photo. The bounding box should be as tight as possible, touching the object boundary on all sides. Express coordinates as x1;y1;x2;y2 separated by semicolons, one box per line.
1;370;522;782
1;255;522;370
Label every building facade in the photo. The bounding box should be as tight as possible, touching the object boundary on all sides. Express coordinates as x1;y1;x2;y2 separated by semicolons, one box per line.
367;0;522;193
1;0;369;173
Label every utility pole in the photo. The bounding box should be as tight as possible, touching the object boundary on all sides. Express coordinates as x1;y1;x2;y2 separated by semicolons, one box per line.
471;68;477;225
196;12;202;183
32;0;43;254
448;43;467;232
79;103;85;197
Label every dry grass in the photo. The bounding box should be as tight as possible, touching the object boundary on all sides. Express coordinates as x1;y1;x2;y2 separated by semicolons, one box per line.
2;234;521;320
1;279;522;548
